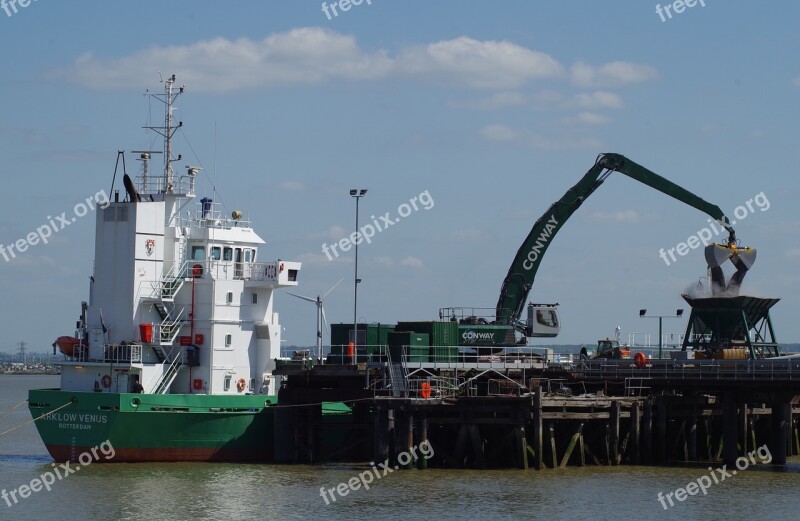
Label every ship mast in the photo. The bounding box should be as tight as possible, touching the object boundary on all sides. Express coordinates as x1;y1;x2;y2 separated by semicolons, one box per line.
144;74;184;193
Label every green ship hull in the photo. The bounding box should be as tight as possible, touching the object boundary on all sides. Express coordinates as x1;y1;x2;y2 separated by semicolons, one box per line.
29;389;278;462
29;389;352;463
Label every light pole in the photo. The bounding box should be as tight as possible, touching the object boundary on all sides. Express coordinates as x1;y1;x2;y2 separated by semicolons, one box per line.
350;189;367;363
639;308;684;360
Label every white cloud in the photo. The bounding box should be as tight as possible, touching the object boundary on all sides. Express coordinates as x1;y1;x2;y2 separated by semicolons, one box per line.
571;91;624;109
398;37;564;89
480;124;520;142
400;256;424;269
787;248;800;258
588;210;640;223
48;28;393;92
49;29;567;92
571;61;658;88
561;112;610;125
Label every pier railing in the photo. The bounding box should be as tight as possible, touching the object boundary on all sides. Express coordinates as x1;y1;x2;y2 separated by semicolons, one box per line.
576;358;800;383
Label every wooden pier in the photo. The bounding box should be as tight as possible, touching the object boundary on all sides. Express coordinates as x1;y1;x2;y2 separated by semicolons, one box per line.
272;358;800;469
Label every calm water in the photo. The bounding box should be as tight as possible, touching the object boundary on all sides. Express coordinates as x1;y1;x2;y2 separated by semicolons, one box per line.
1;375;799;521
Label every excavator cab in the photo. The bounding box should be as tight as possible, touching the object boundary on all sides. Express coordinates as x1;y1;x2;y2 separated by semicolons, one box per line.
526;303;560;337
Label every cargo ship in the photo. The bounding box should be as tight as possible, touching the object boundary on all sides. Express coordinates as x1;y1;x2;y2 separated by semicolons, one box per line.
27;75;317;462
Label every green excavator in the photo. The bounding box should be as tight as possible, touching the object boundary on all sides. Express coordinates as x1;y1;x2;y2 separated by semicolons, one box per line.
443;153;756;349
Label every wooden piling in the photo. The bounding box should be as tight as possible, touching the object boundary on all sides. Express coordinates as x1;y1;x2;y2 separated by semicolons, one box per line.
609;400;620;465
722;393;739;467
643;398;653;465
560;423;584;468
533;387;543;470
656;397;667;464
416;412;429;469
686;416;697;462
630;401;641;465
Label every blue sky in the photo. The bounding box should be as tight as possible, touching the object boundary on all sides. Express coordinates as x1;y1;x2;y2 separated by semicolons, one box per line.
1;1;799;353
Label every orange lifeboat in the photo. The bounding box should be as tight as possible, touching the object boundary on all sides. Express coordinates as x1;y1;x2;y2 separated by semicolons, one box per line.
55;336;83;356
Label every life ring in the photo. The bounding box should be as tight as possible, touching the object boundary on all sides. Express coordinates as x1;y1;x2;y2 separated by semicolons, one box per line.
420;382;431;399
236;378;247;392
634;352;647;369
192;264;203;277
101;374;112;388
279;262;285;272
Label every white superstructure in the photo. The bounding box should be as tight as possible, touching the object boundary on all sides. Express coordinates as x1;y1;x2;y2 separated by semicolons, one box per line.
58;75;301;396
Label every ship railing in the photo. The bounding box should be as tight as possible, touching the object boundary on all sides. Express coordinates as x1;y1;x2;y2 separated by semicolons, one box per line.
192;260;280;282
155;307;186;345
136;174;196;197
178;201;252;230
61;344;89;362
102;343;143;363
145;346;186;394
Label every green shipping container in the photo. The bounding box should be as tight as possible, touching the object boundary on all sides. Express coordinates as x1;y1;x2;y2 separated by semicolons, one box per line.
330;323;395;360
388;332;429;363
395;321;459;347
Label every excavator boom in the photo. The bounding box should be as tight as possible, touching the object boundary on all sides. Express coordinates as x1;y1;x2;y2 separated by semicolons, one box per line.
497;153;749;332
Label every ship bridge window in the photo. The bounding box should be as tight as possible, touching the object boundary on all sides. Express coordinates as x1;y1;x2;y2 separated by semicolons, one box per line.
223;247;233;261
224;375;231;392
244;249;252;263
192;246;206;260
211;247;221;260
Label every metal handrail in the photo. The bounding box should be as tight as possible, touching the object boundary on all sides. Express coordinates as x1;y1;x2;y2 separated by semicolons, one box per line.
577;358;800;382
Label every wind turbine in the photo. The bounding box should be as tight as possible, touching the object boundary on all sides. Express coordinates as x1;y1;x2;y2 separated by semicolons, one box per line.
289;278;344;363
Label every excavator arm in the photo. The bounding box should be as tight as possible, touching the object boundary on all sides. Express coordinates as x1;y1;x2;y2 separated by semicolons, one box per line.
496;153;750;332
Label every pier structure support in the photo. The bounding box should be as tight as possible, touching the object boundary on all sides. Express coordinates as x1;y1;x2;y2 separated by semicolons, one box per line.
655;396;667;465
642;398;653;465
629;400;641;465
609;400;620;465
415;412;428;469
686;415;698;462
722;392;739;467
769;401;792;466
532;387;543;470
